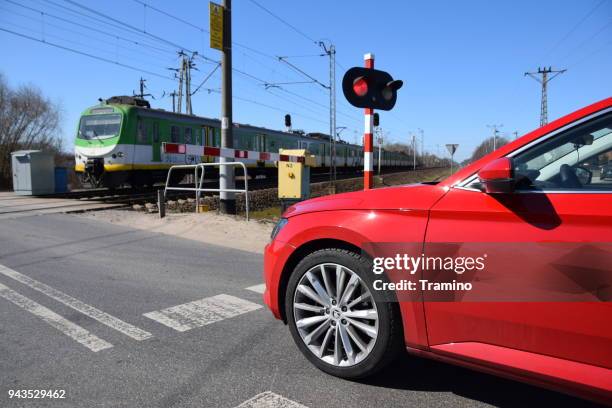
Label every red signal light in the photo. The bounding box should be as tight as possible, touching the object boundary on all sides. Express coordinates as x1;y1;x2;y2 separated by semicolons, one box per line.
352;77;368;97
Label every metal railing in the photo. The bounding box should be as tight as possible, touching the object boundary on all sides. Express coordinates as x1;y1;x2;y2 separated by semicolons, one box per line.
163;162;249;221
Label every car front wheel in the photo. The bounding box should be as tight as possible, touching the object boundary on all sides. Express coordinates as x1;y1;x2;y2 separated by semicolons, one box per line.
285;248;403;379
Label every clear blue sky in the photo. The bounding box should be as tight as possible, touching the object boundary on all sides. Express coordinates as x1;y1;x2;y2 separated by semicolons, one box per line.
1;0;610;161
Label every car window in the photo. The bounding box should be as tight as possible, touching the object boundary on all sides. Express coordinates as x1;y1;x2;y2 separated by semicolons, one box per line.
512;112;612;192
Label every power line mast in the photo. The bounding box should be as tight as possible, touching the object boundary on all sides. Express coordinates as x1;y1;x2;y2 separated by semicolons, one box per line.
487;124;503;152
175;51;197;115
319;41;336;189
176;58;184;113
525;67;566;127
134;77;153;99
219;0;235;214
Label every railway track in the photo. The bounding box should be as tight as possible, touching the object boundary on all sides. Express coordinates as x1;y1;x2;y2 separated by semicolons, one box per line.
38;166;436;209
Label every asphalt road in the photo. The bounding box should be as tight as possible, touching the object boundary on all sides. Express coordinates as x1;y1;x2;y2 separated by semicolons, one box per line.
0;213;601;407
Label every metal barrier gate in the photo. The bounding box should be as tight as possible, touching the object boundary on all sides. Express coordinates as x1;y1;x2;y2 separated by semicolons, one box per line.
162;162;249;221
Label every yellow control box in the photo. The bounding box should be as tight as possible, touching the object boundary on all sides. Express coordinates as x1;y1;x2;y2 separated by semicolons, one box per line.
278;149;315;200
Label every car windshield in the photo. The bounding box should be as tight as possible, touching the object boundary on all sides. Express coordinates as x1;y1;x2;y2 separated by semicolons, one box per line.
78;114;121;140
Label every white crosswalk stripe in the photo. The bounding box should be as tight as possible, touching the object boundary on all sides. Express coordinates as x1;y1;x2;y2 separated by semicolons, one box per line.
0;281;112;352
0;264;152;341
236;391;309;408
245;283;266;294
143;294;262;332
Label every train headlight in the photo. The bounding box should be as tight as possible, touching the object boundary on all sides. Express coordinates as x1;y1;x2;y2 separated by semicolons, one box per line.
116;152;124;158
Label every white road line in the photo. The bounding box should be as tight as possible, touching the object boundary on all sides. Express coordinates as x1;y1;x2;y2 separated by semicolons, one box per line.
236;391;309;408
245;283;266;294
143;294;262;332
0;282;112;352
0;264;152;341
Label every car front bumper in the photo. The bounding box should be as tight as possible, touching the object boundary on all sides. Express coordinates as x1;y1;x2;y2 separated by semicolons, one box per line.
263;239;295;321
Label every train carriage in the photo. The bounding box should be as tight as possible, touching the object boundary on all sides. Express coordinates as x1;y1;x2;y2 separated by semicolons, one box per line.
74;96;411;188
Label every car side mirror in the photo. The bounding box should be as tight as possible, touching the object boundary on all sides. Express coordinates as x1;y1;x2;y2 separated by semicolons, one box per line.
477;157;515;194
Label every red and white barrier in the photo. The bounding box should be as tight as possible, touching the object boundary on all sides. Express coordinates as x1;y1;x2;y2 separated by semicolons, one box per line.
363;53;375;190
163;142;306;163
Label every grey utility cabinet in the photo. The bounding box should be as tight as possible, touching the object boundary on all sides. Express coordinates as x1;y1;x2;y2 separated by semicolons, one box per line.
11;150;55;195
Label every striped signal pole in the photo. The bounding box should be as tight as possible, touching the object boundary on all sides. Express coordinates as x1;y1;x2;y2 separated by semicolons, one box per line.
363;53;374;190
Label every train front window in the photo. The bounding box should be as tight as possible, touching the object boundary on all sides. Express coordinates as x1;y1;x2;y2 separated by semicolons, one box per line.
78;114;121;140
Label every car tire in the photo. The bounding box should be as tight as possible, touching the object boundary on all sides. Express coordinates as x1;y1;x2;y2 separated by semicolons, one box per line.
285;248;403;379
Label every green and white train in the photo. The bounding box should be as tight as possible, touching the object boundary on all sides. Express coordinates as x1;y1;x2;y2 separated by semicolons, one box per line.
74;96;411;188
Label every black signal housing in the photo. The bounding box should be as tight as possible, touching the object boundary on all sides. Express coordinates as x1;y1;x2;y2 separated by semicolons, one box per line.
342;67;403;111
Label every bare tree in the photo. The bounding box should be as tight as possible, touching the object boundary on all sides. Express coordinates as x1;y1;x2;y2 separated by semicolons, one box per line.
470;136;509;163
0;74;63;189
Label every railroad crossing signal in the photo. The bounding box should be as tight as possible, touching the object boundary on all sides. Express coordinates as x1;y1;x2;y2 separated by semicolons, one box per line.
342;67;403;111
209;2;224;50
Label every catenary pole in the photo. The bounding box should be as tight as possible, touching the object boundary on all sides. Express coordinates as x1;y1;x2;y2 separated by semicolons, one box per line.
219;0;235;214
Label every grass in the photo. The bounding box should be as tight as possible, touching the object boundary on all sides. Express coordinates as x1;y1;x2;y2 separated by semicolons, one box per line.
249;206;282;222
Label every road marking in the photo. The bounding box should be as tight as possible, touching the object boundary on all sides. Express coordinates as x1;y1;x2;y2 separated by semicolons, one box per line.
0;264;152;341
245;283;266;294
236;391;308;408
143;294;262;332
0;282;112;352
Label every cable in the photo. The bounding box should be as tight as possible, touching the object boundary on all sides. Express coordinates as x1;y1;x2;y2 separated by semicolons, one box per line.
545;0;607;57
5;0;176;57
247;0;318;45
62;0;194;54
0;4;175;65
42;0;177;53
0;26;174;80
191;63;220;96
277;56;329;89
132;0;206;33
559;19;612;63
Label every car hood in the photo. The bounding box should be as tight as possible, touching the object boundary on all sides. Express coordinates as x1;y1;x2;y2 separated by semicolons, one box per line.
283;183;448;217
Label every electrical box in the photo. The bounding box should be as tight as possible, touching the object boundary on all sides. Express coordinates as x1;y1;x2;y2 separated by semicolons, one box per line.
278;149;315;201
11;150;55;195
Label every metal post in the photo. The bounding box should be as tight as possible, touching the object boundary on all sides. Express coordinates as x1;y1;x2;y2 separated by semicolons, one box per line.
330;44;336;186
412;134;416;170
219;0;235;214
177;54;185;114
157;189;165;218
377;129;382;175
363;53;374;190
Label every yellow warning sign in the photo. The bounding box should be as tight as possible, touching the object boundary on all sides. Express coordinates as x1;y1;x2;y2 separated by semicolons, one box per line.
209;2;224;50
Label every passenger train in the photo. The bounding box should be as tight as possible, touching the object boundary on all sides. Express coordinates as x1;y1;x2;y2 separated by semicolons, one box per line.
74;96;411;188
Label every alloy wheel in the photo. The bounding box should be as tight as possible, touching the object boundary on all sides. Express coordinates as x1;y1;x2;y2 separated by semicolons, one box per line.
292;263;379;367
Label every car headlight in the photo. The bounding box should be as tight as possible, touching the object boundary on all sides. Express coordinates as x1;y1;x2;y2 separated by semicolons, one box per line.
271;218;288;241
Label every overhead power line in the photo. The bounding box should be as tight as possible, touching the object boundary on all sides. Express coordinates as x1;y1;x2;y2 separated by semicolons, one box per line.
132;0;206;33
62;0;194;55
191;63;221;96
545;0;607;58
0;26;173;80
277;56;329;89
5;0;176;57
247;0;318;45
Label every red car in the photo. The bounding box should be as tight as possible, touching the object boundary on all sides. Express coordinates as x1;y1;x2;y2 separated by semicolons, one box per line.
263;97;612;403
